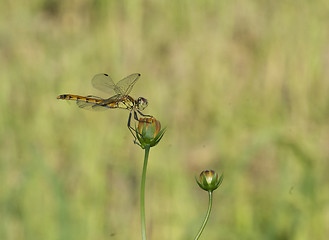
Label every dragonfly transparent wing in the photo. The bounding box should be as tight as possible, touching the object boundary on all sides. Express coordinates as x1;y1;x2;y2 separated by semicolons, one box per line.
96;94;121;106
76;95;108;111
92;73;122;95
116;73;141;95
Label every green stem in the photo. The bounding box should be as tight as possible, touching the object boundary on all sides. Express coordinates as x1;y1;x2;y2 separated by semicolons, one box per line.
194;191;213;240
140;145;150;240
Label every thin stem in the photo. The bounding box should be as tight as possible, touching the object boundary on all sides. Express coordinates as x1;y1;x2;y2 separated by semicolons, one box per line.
194;191;213;240
140;145;150;240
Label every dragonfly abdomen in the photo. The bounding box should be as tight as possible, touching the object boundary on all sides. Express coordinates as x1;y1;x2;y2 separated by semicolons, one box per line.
57;94;121;109
57;94;103;104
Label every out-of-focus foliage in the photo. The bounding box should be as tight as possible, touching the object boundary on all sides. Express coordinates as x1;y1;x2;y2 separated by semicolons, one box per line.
1;0;329;239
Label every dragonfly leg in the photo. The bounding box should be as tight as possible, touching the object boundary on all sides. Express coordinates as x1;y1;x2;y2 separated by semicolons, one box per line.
136;110;153;119
131;111;152;145
133;110;139;121
133;111;152;124
127;110;154;146
127;111;141;146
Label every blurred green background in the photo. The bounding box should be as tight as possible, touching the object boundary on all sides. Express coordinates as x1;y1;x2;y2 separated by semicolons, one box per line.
1;0;329;239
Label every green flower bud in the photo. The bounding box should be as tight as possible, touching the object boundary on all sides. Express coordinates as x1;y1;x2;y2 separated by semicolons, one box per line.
196;170;223;192
135;117;166;149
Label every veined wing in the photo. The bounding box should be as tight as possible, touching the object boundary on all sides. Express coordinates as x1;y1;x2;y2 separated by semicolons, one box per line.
92;73;141;96
76;95;108;111
116;73;141;96
92;73;121;95
97;94;122;105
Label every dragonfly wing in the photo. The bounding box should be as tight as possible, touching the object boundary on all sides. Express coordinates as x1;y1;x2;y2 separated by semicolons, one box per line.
116;73;141;95
76;95;108;111
97;94;121;105
92;73;122;95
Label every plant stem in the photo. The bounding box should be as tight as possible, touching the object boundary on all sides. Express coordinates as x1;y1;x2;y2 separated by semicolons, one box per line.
194;191;213;240
140;145;150;240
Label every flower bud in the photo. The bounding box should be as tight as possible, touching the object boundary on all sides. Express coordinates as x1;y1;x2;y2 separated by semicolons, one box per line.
196;170;223;192
135;117;166;149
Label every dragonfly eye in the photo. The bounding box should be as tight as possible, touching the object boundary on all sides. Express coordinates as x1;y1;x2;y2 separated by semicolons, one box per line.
137;97;148;110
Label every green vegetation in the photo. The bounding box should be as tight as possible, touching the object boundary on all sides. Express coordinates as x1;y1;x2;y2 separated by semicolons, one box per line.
1;0;329;239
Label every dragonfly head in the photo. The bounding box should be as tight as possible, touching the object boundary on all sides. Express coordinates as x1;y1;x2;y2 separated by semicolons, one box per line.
136;97;148;111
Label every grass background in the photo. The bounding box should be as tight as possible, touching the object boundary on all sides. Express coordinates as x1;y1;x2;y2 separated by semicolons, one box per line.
1;0;329;239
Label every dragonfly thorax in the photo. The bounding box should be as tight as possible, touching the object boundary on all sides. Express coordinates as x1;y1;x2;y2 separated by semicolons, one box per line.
136;97;148;111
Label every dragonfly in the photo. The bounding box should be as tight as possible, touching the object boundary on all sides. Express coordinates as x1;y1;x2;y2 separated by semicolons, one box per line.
57;73;152;140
